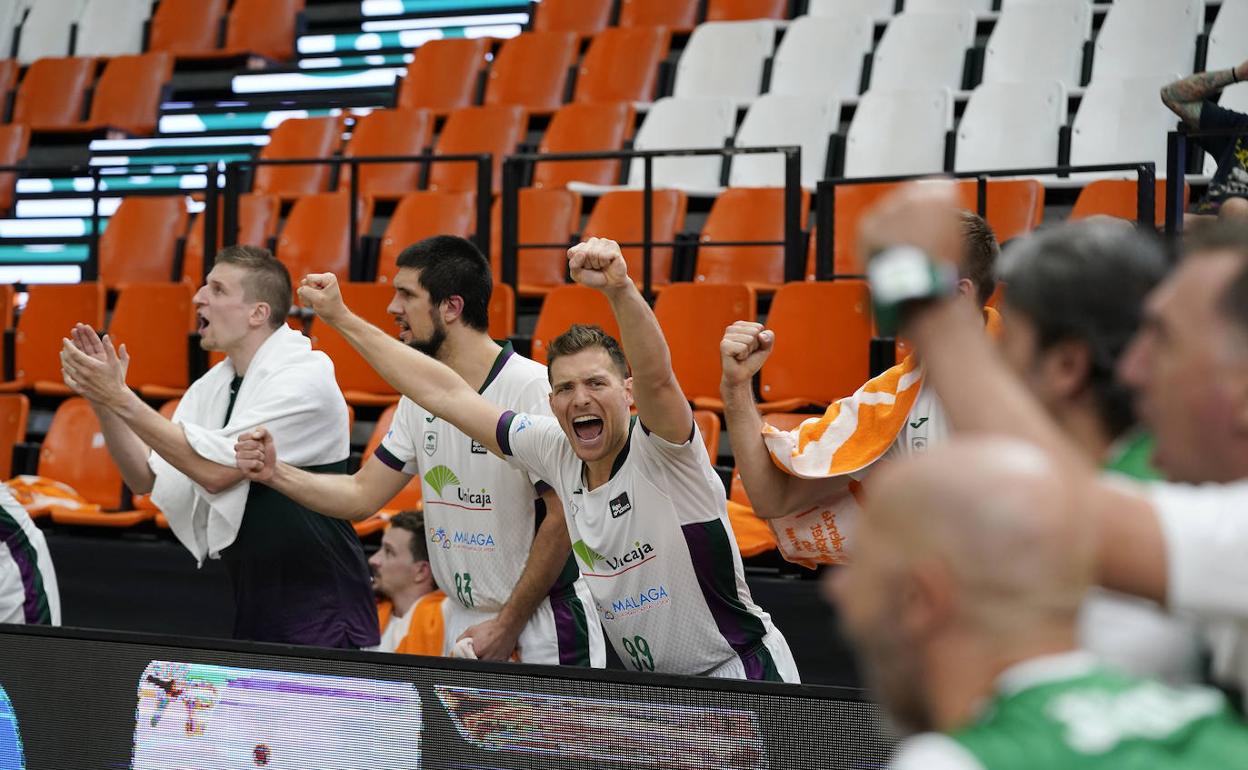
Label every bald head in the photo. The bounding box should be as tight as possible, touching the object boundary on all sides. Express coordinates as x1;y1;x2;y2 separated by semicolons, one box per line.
867;438;1094;634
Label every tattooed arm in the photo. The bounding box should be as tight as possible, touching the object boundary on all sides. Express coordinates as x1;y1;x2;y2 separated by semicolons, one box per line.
1161;60;1248;127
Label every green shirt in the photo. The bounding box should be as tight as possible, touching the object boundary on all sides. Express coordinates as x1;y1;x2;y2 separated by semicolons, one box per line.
1104;431;1161;481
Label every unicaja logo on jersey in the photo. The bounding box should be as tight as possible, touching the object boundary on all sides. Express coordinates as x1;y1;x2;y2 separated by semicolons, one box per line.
573;539;657;576
424;464;494;512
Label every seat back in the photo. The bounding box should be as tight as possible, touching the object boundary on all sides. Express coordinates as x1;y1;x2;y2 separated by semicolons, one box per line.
530;285;621;365
673;20;775;102
340;108;432;199
582;189;687;289
618;0;697;32
0;123;30;214
88;53;173;135
376;191;477;283
1069;179;1183;226
955;81;1065;172
225;0;303;61
15;0;81;64
953;179;1045;244
484;30;578;115
693;409;721;461
628;97;736;190
364;403;423;510
870;11;974;91
534;102;634;188
808;0;894;23
697;187;808;290
148;0;226;55
277;192;373;281
845;88;952;177
532;0;613;37
654;283;756;404
489;281;515;341
99;196;189;287
730;94;839;188
983;0;1090;89
1070;75;1178;172
907;0;991;10
429;105;527;194
706;0;787;21
491;188;581;293
1207;0;1248;73
309;283;397;397
761;281;872;405
769;14;871;100
107;282;196;392
575;26;669;105
253;116;343;200
1091;0;1200;83
827;181;904;275
0;393;27;477
183;193;282;285
13;283;105;386
396;38;489;116
37;397;123;508
75;0;150;57
13;56;94;129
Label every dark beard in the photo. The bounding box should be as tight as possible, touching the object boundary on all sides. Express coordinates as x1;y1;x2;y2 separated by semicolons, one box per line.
409;325;446;358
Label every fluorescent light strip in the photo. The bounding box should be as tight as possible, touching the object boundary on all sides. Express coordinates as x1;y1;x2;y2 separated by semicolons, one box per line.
16;198;123;218
0;218;95;238
232;69;401;94
89;152;254;167
90;135;270;151
361;0;530;16
158;108;383;135
15;174;217;193
361;12;526;31
0;265;82;283
0;245;89;263
299;53;414;69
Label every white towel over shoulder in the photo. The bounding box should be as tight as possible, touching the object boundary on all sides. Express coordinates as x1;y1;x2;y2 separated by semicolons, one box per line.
150;325;350;564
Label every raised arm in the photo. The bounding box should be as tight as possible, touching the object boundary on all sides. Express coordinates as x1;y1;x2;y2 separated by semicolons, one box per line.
1160;60;1248;128
298;272;506;454
569;238;692;444
719;322;849;519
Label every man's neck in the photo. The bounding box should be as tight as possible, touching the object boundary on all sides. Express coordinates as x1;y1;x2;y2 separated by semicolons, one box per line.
437;329;503;391
389;585;434;618
1051;397;1114;466
584;432;630;491
225;327;277;376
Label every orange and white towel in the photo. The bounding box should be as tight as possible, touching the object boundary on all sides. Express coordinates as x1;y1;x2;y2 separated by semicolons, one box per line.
4;476;99;516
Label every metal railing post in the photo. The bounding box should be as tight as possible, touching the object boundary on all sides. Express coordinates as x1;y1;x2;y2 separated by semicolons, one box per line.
86;166;101;282
814;181;833;280
349;157;360;280
500;156;519;290
203;160;220;280
783;148;803;283
642;155;653;298
1165;131;1185;238
1138;161;1157;232
476;155;492;261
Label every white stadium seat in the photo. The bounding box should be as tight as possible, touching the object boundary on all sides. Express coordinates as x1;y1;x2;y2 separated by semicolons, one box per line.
1220;83;1248;115
0;0;26;60
673;20;775;105
982;0;1091;90
1206;0;1248;74
906;0;992;15
844;87;953;177
807;0;895;24
955;81;1067;172
1090;0;1202;83
869;11;975;92
74;0;151;57
626;97;738;192
16;0;83;63
730;94;840;188
1071;75;1182;176
768;14;872;101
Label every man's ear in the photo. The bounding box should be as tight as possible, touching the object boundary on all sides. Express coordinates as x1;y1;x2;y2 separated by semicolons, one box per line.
441;295;465;325
1038;339;1093;401
250;301;273;329
900;559;956;640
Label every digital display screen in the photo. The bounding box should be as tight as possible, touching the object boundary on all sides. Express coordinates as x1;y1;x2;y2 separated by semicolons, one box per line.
0;626;894;770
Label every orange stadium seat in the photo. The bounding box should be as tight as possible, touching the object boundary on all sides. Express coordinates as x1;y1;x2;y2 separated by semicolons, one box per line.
655;282;756;411
483;31;579;116
147;399;183;529
725;411;807;557
428;105;526;195
0;393;27;478
532;0;614;38
339;108;433;200
106;282;196;400
85;53;173;136
575;26;670;106
533;102;634;189
953;179;1045;244
99;196;189;287
0;124;30;214
352;402;424;536
760;280;872;411
1070;178;1184;226
12;57;94;130
696;187;810;292
0;283;105;396
309;282;398;407
223;0;304;62
43;398;137;526
489;281;516;341
707;0;788;21
252;116;344;201
693;409;721;461
618;0;698;32
148;0;227;56
530;285;621;365
827;181;903;276
183;193;282;284
277;192;374;282
376;191;477;283
491;187;581;297
582;190;687;291
396;38;489;117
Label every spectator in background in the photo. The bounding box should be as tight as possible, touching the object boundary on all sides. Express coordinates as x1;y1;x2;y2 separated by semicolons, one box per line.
1161;59;1248;222
370;510;447;656
0;487;59;626
829;438;1248;769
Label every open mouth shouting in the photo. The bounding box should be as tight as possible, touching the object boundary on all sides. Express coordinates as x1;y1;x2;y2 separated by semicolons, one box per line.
572;414;605;445
394;315;411;343
197;311;210;335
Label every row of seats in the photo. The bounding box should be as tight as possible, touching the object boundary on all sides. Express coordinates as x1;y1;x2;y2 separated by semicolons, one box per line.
0;52;171;134
2;0;302;65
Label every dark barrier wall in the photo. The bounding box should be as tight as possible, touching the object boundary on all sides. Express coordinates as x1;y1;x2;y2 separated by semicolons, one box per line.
0;625;895;770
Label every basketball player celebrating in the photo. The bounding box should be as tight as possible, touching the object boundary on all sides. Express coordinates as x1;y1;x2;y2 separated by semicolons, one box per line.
287;238;798;681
